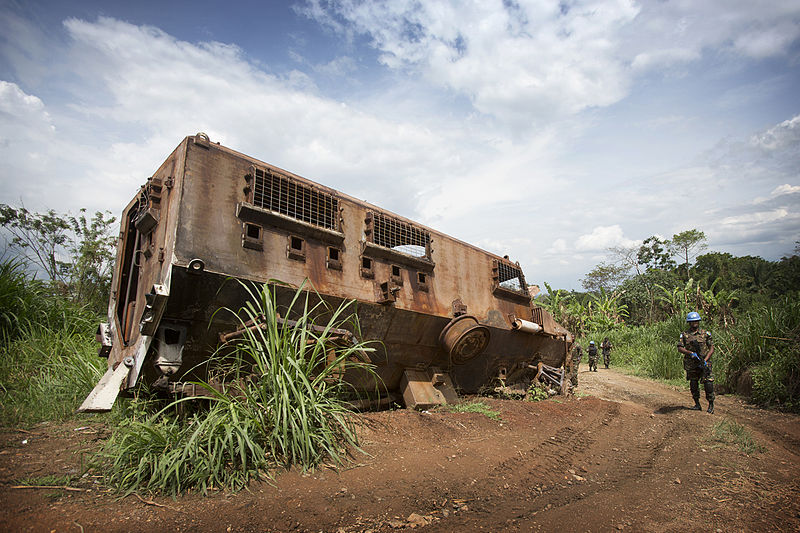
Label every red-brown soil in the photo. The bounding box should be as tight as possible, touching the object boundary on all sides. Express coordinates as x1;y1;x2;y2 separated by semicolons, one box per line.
2;367;799;532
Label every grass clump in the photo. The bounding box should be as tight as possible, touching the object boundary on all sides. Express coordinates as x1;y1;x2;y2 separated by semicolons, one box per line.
441;400;501;420
709;419;765;454
97;280;379;495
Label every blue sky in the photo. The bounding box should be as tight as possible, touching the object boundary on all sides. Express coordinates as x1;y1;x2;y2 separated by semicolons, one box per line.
1;0;799;290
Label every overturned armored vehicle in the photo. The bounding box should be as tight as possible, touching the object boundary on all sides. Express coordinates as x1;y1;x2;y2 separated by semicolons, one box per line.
80;134;572;411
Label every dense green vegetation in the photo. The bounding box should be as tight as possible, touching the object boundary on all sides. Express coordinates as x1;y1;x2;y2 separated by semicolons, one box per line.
537;230;800;412
1;204;382;495
95;281;379;495
0;257;105;426
1;204;115;426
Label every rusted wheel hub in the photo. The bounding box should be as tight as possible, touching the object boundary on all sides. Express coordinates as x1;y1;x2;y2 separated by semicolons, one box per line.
439;315;490;364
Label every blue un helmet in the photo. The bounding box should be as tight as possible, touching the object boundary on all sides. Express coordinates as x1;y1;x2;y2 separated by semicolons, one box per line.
686;311;701;322
589;341;595;345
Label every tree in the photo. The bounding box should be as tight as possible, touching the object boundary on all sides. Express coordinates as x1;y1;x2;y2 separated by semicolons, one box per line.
618;268;680;325
608;244;642;276
0;204;71;281
581;262;629;293
669;229;707;268
637;236;675;271
0;204;117;312
68;209;118;310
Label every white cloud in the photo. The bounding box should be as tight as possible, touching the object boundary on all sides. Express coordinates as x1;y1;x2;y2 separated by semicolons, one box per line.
0;17;476;218
720;208;790;226
1;6;798;291
631;48;699;70
750;115;800;151
0;81;54;137
314;55;358;77
575;225;638;251
0;81;60;203
302;0;640;126
301;0;800;128
771;184;800;197
734;21;800;59
549;238;568;254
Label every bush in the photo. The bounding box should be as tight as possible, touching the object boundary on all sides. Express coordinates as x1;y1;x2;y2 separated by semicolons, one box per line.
716;294;799;411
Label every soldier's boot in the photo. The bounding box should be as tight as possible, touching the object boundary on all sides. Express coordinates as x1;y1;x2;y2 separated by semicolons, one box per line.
689;381;702;410
704;381;715;413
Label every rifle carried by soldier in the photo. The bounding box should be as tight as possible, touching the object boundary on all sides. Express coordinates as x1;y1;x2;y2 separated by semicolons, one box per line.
689;339;710;379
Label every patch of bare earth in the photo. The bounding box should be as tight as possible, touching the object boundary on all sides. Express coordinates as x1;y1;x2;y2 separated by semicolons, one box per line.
2;366;799;532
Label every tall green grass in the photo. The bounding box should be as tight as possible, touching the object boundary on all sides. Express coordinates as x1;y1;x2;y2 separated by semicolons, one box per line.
0;323;105;426
0;257;69;341
716;294;799;411
0;257;106;426
97;280;379;495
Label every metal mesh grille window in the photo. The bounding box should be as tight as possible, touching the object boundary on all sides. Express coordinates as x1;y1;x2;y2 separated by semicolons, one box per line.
498;262;525;293
253;168;338;231
372;213;430;258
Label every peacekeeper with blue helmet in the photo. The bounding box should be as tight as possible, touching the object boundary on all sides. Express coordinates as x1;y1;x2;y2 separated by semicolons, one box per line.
587;341;599;372
677;311;715;413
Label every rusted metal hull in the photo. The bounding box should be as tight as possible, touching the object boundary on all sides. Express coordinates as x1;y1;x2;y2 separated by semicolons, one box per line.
81;134;572;410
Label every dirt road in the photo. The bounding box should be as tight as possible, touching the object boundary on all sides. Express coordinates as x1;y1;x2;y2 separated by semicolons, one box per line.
2;367;799;532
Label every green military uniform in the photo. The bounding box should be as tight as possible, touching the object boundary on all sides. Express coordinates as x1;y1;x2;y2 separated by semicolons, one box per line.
601;339;613;369
587;343;598;372
569;344;583;389
677;327;715;407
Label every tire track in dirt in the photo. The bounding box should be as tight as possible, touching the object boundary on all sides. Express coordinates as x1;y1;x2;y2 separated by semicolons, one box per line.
487;401;618;489
419;372;734;532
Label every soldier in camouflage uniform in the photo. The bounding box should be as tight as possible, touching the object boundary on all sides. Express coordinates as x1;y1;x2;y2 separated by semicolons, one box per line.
587;341;599;372
677;311;715;413
569;342;583;390
601;337;613;369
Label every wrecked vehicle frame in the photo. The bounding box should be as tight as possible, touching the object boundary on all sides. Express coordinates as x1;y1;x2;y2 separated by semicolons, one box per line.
80;133;572;412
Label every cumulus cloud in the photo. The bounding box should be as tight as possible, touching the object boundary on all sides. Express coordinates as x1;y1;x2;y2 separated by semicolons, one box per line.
300;0;640;126
1;6;798;290
0;16;476;218
300;0;800;127
0;81;55;144
631;48;699;70
549;238;568;254
575;225;638;251
686;118;800;253
771;184;800;197
734;21;800;59
622;1;800;67
0;82;58;201
750;115;800;151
